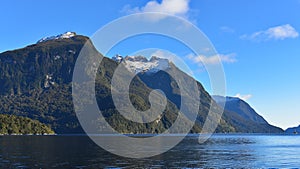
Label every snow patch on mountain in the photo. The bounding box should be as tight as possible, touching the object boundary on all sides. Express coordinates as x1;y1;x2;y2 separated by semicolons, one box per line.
37;32;76;43
112;55;170;74
44;74;55;88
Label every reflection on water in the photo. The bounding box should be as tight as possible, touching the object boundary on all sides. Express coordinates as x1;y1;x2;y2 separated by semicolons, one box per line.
0;134;300;168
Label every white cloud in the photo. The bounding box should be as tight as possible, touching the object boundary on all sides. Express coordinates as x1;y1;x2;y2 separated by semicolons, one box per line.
187;53;237;65
241;24;299;41
151;50;174;59
234;93;252;101
122;0;190;21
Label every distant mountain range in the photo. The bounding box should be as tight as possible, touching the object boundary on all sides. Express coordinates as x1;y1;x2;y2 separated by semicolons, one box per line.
0;32;284;134
285;125;300;133
213;96;283;133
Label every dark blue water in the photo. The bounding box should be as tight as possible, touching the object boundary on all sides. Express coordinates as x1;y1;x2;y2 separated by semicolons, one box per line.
0;134;299;168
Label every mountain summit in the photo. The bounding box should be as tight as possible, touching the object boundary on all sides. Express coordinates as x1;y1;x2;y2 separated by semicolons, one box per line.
37;32;76;43
112;55;170;74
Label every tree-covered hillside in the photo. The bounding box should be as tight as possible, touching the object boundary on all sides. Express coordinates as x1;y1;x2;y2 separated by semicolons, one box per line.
0;114;54;135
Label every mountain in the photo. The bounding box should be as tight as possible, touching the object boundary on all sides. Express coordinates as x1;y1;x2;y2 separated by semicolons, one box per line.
213;96;283;133
0;32;283;134
0;33;204;134
111;55;236;133
0;34;88;133
285;125;300;133
112;55;283;133
0;33;227;134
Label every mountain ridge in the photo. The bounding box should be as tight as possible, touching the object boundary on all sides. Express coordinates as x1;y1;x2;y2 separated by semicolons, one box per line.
112;55;170;74
285;125;300;133
213;95;283;133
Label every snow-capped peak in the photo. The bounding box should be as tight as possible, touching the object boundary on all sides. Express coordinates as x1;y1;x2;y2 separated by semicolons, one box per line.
112;54;123;63
37;32;76;43
112;55;170;74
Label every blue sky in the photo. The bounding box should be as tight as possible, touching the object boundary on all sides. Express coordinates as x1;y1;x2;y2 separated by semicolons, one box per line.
1;0;300;129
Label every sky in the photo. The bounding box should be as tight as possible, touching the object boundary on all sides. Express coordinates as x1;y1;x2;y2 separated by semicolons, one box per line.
1;0;300;129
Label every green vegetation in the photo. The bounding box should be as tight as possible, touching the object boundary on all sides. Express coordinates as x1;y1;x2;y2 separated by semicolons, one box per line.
0;114;54;135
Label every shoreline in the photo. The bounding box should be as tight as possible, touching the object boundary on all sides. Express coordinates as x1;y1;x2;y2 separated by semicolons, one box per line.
0;133;298;137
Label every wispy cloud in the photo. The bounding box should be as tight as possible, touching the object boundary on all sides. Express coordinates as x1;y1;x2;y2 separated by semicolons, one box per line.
220;26;235;33
122;0;191;21
234;93;252;101
187;53;237;65
241;24;299;41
